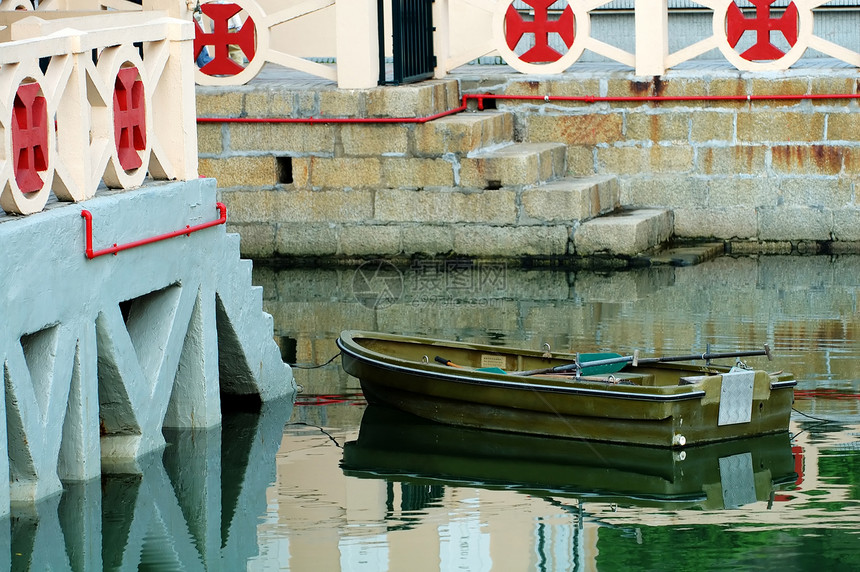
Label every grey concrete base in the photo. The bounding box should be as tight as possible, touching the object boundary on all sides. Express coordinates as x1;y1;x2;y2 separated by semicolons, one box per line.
0;179;294;512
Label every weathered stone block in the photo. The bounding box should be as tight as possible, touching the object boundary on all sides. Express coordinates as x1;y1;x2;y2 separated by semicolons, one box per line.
737;112;824;142
673;207;756;239
341;124;410;156
749;78;809;108
309;157;381;188
414;111;513;155
606;77;707;100
452;225;569;256
228;123;337;154
291;157;311;188
691;111;735;142
566;146;596;176
380;158;455;188
771;145;843;175
708;177;777;207
227;188;373;223
620;176;706;207
219;189;279;223
375;188;517;223
547;77;603;100
295;91;318;117
196;91;244;117
729;240;793;254
367;82;445;117
522;175;619;222
459;143;565;187
597;146;647;175
778;177;852;208
275;223;339;256
626;112;690;143
707;78;748;98
319;89;364;117
649;145;695;172
197;124;223;155
527;114;624;145
832;211;860;242
827;112;860;142
697;145;767;175
243;90;297;117
339;225;402;255
225;221;276;258
298;189;375;222
198;156;276;187
503;79;551;98
400;225;455;255
574;208;673;255
758;206;832;240
598;145;691;175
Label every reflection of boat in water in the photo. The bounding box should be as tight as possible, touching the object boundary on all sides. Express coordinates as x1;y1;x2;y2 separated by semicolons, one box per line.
341;406;798;510
337;331;797;448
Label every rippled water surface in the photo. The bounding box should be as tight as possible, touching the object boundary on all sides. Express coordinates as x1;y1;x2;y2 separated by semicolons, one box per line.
258;255;860;571
12;255;860;571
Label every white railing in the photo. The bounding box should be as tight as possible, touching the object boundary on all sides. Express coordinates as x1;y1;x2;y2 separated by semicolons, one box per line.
437;0;860;75
0;9;197;215
9;1;860;89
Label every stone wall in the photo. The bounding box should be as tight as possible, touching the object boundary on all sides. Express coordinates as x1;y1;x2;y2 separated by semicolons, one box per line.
461;68;860;253
197;67;860;261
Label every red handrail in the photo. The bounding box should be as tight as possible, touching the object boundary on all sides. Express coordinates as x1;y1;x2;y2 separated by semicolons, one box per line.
80;202;227;259
196;91;860;125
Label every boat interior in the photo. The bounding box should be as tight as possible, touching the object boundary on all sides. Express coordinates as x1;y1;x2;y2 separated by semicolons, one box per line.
350;334;744;388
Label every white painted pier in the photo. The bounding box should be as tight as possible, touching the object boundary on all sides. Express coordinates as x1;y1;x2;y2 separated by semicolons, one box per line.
0;178;295;512
0;6;294;516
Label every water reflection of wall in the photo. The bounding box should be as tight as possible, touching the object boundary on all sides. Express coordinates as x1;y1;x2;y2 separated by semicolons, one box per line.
256;255;860;405
1;398;293;570
269;414;859;571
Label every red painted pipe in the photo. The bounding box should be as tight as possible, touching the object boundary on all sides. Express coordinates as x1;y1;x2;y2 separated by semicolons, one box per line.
196;91;860;124
80;202;227;259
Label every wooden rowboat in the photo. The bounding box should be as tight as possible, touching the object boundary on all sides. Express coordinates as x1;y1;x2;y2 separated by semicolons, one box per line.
337;330;797;448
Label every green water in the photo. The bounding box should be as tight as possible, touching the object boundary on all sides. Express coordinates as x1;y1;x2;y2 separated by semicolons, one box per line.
11;255;860;570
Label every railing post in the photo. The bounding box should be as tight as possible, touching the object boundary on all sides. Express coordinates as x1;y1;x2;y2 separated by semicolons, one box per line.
634;0;669;76
149;17;199;180
433;0;449;79
335;0;379;89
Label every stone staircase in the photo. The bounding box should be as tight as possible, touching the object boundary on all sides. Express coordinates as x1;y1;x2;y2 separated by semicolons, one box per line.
201;77;682;261
410;99;674;259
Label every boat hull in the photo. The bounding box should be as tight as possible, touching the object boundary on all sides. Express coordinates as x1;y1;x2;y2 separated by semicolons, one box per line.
338;331;796;448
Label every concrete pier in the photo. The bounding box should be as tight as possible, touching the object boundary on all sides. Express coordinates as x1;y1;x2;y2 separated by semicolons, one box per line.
0;178;294;512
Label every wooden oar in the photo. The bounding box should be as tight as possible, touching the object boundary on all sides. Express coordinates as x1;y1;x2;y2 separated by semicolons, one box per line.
514;344;772;377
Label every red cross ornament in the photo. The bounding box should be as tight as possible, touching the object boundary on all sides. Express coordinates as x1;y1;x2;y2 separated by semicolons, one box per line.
726;0;799;61
194;3;257;76
113;66;146;172
504;0;575;64
12;82;49;194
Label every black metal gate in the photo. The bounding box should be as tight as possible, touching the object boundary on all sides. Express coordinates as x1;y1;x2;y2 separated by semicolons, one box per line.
378;0;436;85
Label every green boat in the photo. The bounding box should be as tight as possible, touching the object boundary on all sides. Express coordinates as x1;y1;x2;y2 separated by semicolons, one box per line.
342;405;798;509
337;330;797;448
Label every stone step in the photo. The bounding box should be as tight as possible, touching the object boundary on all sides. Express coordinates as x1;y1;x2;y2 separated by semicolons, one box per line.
574;208;674;256
459;142;567;189
521;175;619;223
414;110;514;156
197;78;462;120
